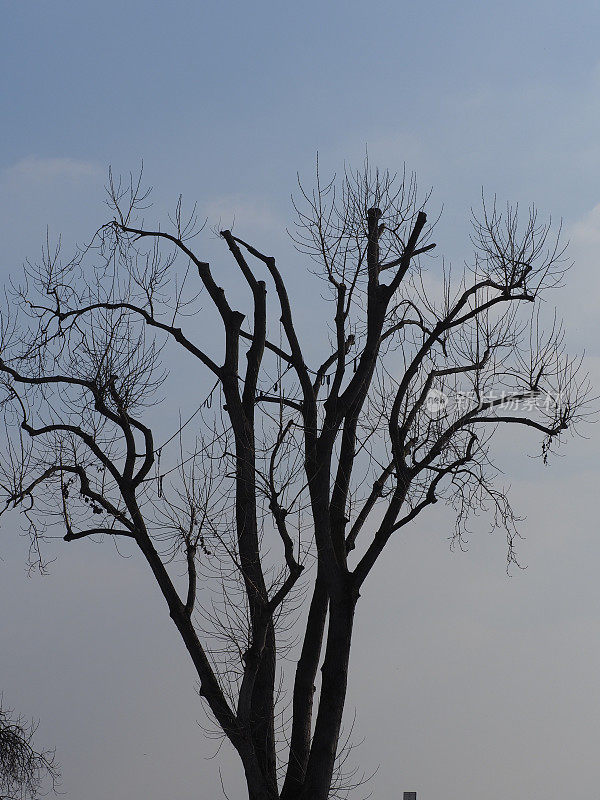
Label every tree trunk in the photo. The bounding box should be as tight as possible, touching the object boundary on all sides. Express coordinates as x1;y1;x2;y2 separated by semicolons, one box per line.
299;590;356;800
250;620;278;795
280;570;328;800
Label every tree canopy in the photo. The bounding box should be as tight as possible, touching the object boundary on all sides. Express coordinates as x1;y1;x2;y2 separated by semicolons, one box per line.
0;162;592;800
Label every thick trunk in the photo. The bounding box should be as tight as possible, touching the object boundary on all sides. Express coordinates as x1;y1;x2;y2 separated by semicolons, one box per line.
299;591;356;800
280;570;328;800
250;620;278;795
243;757;279;800
232;421;278;792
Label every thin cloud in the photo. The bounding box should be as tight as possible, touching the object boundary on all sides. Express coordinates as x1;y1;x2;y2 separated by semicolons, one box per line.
3;156;102;185
203;194;281;234
559;203;600;351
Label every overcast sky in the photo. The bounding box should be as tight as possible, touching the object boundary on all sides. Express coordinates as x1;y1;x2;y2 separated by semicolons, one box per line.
2;3;600;799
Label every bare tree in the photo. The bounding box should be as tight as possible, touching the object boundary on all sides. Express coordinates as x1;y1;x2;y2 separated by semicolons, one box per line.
0;698;60;800
0;161;592;800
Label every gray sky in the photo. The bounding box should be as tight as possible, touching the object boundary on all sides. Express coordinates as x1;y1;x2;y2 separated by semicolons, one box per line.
2;2;600;799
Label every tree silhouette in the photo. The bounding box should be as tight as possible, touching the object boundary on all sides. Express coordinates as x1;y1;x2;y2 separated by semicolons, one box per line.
0;161;592;800
0;698;59;800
